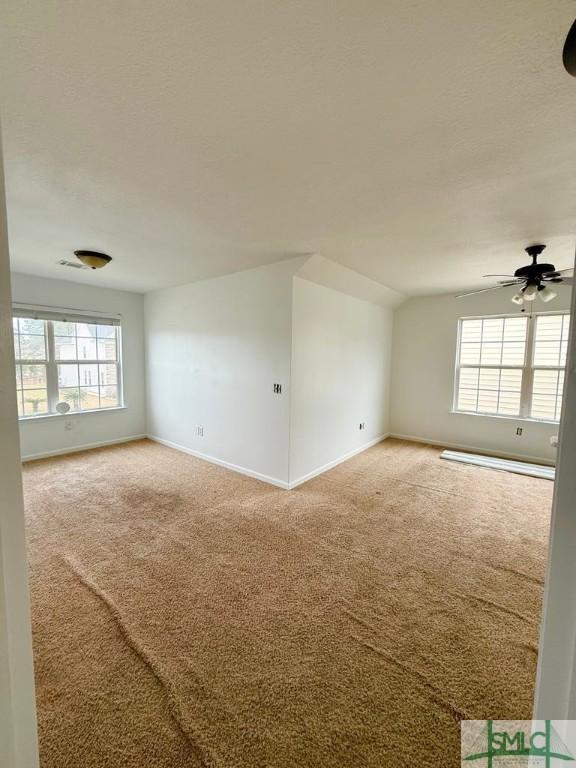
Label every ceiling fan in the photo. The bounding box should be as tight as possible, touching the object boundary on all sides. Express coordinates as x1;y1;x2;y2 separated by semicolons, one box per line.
456;245;573;305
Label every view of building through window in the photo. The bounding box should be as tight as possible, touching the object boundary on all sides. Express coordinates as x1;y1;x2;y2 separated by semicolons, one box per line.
13;314;122;417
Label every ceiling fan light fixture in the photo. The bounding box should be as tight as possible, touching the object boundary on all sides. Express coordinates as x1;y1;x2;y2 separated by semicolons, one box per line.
539;285;558;303
456;242;569;302
74;250;112;269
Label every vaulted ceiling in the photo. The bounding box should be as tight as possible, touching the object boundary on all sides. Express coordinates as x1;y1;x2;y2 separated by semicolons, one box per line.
1;1;575;294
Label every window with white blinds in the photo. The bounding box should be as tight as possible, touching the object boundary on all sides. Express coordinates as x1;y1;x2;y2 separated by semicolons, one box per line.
531;314;570;421
454;312;570;422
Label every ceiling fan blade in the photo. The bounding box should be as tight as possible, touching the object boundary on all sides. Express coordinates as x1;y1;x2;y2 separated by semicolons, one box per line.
482;274;516;278
455;285;509;299
497;279;523;285
543;267;574;277
544;276;573;286
543;274;574;284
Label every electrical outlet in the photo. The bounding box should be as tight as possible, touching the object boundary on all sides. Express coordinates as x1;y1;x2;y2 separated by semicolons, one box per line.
273;383;282;394
516;427;523;436
359;422;366;431
195;425;204;437
64;420;73;431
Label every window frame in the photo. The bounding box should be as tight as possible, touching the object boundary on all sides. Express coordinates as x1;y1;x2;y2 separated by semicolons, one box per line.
13;318;50;418
453;310;569;424
14;313;124;420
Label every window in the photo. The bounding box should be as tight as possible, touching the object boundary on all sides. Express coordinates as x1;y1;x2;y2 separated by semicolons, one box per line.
13;309;122;418
454;312;570;422
531;314;570;421
13;316;49;417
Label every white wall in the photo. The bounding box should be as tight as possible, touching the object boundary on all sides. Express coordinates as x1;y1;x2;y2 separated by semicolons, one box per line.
289;277;393;485
145;258;304;487
390;289;572;464
535;266;576;718
10;273;146;460
0;134;39;767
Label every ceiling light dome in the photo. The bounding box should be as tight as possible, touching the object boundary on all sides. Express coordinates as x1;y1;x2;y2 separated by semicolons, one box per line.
563;18;576;76
74;250;112;269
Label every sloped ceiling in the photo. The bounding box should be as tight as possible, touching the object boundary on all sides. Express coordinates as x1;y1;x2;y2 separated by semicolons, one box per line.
296;255;405;307
1;1;575;295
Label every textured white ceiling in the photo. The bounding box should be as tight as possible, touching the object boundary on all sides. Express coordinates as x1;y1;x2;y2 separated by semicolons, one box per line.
1;1;576;295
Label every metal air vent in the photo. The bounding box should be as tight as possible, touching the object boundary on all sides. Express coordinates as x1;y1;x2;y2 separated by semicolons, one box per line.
57;260;89;270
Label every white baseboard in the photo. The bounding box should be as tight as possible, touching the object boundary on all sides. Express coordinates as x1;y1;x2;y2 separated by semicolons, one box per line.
21;434;147;463
148;434;390;490
22;432;391;488
389;432;555;467
288;433;390;489
147;435;290;489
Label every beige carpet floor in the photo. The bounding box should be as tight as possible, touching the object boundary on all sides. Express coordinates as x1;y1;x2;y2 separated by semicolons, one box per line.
23;438;552;768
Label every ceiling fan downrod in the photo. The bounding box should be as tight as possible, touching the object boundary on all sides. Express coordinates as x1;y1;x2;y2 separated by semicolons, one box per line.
524;244;546;263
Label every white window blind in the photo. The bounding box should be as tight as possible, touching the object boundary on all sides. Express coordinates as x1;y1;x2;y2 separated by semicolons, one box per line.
530;314;570;421
454;312;569;423
455;316;527;417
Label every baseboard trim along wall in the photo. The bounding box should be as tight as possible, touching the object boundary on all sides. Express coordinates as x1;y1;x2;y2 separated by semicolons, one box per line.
147;435;290;489
21;435;147;462
148;433;390;490
288;434;390;490
389;433;556;467
21;432;392;486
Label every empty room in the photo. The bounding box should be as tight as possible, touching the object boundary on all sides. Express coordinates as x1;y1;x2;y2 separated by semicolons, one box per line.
2;3;576;768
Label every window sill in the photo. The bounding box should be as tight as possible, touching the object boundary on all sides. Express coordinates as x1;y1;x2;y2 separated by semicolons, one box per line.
449;410;559;426
18;406;126;423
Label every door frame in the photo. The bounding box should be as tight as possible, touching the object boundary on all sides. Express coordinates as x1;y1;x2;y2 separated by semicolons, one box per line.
534;247;576;718
0;125;39;768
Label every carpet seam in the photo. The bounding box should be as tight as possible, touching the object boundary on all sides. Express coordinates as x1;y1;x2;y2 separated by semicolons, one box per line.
351;635;470;722
62;555;214;768
453;592;537;625
270;516;543;605
346;472;541;516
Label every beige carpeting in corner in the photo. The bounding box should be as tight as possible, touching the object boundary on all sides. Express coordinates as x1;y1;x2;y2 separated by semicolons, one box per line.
23;438;552;768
